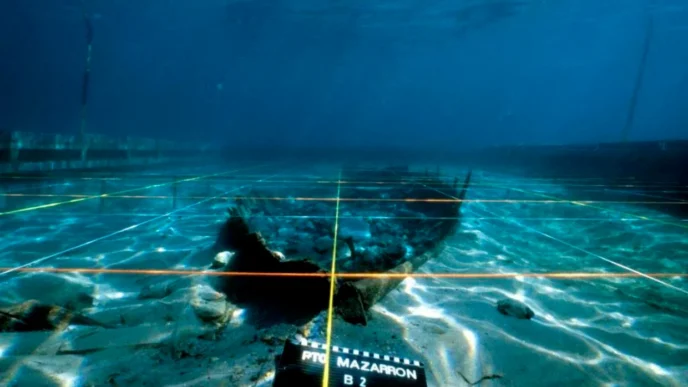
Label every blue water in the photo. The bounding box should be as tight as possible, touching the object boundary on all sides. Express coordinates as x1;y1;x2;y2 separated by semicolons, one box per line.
1;0;687;385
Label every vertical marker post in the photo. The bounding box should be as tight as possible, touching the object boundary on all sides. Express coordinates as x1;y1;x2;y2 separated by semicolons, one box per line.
621;15;653;143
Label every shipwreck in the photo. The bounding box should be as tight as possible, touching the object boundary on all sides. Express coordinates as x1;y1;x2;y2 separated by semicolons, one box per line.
211;166;472;325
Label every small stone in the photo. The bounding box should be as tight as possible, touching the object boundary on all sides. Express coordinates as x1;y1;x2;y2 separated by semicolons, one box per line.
212;251;234;269
383;244;406;260
139;282;172;299
138;277;193;300
272;251;286;261
260;334;273;344
360;248;380;268
0;300;109;332
257;356;270;364
277;227;296;239
338;218;371;240
191;286;234;326
297;324;311;337
337;244;352;260
8;273;95;310
260;334;281;346
353;246;366;257
426;325;447;335
496;299;534;320
314;236;333;253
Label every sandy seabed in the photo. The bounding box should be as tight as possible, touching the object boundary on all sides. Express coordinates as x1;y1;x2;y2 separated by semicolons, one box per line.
0;163;686;386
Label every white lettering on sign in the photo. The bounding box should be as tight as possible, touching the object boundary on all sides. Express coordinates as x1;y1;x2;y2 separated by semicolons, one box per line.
301;350;326;364
336;356;417;380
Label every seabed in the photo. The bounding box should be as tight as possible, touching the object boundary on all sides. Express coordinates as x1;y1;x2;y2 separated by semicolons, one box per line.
0;161;686;386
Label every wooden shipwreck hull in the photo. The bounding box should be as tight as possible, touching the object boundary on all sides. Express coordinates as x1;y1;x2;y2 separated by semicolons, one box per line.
212;167;472;325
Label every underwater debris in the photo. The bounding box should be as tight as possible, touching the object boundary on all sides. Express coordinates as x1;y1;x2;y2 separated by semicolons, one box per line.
314;235;334;254
212;250;234;269
88;279;237;337
4;271;96;310
138;276;194;300
189;284;236;328
496;299;534;320
0;300;111;332
457;370;504;385
342;236;356;260
211;206;332;321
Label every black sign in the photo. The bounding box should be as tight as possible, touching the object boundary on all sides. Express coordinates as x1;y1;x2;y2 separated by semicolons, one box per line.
273;337;427;387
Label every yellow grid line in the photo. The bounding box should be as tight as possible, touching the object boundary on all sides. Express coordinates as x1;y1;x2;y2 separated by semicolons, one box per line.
0;169;280;276
9;212;670;222
413;176;688;296
3;192;688;205
5;175;688;189
0;267;684;279
322;171;342;387
0;164;272;217
488;183;688;230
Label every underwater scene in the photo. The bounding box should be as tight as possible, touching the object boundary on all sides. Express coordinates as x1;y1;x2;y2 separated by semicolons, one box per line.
1;163;687;386
1;0;688;386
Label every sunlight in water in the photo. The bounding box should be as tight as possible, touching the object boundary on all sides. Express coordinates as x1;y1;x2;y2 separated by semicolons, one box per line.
230;308;246;327
513;288;527;302
567;318;590;327
95;291;127;301
1;166;686;386
402;277;426;293
609;312;635;328
255;370;276;386
462;328;478;357
407;305;444;319
648;363;670;376
386;275;484;385
540;285;564;295
55;373;80;387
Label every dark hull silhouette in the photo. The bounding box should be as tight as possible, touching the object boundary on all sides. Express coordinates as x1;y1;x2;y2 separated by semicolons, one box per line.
213;167;472;325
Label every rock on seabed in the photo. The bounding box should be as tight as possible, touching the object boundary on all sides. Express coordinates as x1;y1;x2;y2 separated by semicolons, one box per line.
497;298;535;320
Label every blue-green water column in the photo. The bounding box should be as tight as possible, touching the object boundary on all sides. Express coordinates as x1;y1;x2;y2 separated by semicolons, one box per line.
80;10;94;161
